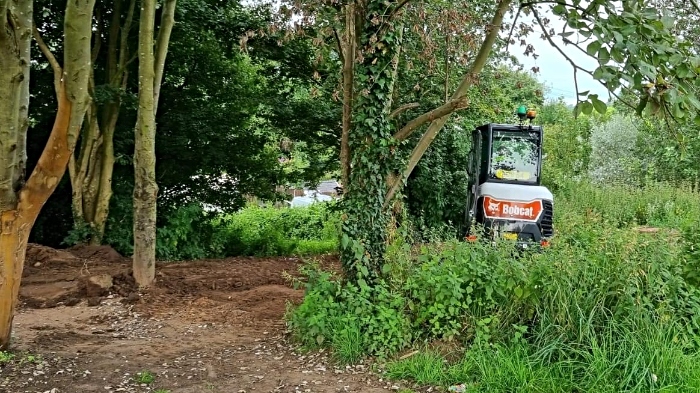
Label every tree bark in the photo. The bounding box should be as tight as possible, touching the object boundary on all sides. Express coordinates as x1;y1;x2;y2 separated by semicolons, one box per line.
340;1;356;187
68;0;135;245
0;0;95;349
0;0;33;349
132;0;176;287
133;0;158;287
0;0;31;214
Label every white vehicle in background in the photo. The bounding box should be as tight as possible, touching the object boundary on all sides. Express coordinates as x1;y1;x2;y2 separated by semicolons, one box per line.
288;190;334;208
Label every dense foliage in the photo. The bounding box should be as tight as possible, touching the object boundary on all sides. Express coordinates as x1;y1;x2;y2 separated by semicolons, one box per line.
288;179;700;390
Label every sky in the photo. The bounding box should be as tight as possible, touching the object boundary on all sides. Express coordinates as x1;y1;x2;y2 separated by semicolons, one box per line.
505;9;610;106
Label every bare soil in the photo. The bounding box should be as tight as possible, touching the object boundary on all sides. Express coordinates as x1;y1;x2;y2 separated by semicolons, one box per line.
0;244;400;393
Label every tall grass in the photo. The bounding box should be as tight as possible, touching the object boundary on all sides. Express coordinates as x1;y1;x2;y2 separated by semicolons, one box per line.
287;179;700;390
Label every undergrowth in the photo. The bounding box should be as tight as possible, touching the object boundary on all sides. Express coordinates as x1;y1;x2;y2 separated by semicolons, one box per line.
286;181;700;391
79;201;340;260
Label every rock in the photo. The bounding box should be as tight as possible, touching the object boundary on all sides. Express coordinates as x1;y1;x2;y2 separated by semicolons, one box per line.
120;293;140;305
86;274;113;297
87;297;102;307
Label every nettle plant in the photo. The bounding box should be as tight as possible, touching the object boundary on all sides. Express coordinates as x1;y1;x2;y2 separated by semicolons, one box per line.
260;0;700;280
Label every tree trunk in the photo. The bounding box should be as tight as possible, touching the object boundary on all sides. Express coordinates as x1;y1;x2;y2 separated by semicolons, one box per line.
0;0;96;348
68;0;135;245
339;2;404;281
0;0;31;214
0;0;34;350
132;0;176;287
133;0;158;287
340;2;356;187
0;211;30;350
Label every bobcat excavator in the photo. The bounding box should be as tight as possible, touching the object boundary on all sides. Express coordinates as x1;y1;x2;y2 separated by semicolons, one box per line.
462;106;554;250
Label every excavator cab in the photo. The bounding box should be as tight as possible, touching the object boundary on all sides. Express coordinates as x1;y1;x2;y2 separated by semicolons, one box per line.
463;106;554;250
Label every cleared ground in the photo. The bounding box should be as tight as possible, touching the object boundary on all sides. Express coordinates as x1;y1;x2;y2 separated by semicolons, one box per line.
0;245;398;393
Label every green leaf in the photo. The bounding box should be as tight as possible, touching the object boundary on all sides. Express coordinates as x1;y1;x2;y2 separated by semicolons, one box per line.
587;40;601;56
610;47;624;63
591;96;607;114
514;287;524;298
672;103;685;119
552;4;566;15
598;47;610;64
669;53;684;65
581;101;594;115
688;95;700;110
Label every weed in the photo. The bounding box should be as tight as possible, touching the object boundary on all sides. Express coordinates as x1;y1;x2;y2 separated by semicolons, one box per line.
134;370;155;385
0;351;14;363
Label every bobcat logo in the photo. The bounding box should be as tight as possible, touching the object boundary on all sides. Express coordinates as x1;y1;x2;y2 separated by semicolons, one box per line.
488;200;500;212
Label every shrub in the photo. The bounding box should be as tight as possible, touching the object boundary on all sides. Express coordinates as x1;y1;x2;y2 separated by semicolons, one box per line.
588;114;644;185
286;180;700;389
213;202;340;257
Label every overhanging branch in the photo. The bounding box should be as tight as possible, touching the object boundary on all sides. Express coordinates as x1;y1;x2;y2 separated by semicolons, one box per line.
383;0;513;207
389;102;419;119
393;97;468;141
530;7;635;109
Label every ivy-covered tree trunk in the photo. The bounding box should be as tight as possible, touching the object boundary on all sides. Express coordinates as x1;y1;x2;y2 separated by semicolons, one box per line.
340;1;404;280
0;0;95;348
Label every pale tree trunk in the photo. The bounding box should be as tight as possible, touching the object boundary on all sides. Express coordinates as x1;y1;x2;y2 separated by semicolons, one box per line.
0;0;96;348
132;0;177;287
68;0;136;245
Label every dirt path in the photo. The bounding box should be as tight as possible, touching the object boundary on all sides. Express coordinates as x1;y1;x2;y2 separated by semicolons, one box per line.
0;245;400;393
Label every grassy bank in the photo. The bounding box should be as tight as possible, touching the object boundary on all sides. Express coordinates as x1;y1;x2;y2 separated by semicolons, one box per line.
286;180;700;392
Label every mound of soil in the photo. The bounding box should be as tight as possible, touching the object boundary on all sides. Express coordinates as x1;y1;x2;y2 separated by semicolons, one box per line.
68;244;124;263
25;243;80;266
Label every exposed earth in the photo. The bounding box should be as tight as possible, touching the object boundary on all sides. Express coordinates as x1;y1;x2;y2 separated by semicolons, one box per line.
0;244;402;393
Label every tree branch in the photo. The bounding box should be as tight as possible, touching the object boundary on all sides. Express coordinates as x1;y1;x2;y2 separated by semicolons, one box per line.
333;27;344;64
387;0;411;22
116;0;137;81
389;102;419;119
384;0;513;207
504;5;522;54
519;1;593;17
393;97;468;141
530;8;635;109
32;21;63;93
153;0;177;115
91;6;103;64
